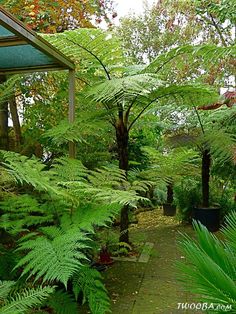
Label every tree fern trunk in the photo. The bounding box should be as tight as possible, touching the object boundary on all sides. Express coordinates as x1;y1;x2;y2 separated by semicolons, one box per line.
116;120;129;172
202;149;211;207
115;118;129;243
167;182;174;204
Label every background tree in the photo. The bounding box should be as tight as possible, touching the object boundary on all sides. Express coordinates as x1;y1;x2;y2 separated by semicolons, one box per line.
117;0;235;87
1;0;116;32
44;28;219;243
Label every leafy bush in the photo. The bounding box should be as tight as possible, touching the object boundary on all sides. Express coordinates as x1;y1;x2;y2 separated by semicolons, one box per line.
0;151;149;313
174;178;201;223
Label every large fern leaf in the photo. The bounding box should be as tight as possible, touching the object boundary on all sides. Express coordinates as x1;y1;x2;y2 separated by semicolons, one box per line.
145;44;236;74
0;285;54;314
15;227;90;287
0;151;62;196
72;266;111;314
47;290;78;314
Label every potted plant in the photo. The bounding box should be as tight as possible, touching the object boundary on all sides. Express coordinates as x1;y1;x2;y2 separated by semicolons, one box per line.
189;103;235;231
163;181;176;216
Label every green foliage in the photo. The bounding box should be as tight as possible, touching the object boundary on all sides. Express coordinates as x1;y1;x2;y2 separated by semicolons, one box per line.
0;281;54;314
177;213;236;310
47;290;78;314
141;147;200;184
43;110;107;146
72;266;111;314
0;245;19;280
0;195;54;234
0;76;21;105
145;44;236;75
203;129;236;165
15;226;89;287
43;28;124;81
63;203;121;233
174;178;201;222
58;162;149;208
0;151;61;196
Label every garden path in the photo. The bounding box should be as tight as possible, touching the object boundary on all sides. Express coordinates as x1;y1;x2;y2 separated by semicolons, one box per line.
83;208;201;313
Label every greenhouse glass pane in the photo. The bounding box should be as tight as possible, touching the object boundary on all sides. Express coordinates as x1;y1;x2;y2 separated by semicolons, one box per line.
0;44;56;69
0;25;15;37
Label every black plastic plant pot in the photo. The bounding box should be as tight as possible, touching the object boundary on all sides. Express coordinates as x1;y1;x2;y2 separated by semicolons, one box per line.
193;206;220;232
163;203;176;216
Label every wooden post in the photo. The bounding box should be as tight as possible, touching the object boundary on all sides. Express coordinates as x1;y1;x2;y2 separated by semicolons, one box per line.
68;70;76;158
0;75;9;151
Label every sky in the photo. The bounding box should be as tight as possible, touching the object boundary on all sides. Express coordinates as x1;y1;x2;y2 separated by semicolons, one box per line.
115;0;156;19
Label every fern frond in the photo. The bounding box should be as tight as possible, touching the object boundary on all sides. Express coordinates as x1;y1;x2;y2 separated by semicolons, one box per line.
43;110;107;146
141;147;200;183
52;157;88;182
203;129;236;165
72;266;111;314
61;203;121;233
43;28;124;81
0;76;20;105
86;73;164;106
0;285;54;314
15;227;90;287
145;44;236;74
47;290;78;314
0;151;67;198
0;281;15;301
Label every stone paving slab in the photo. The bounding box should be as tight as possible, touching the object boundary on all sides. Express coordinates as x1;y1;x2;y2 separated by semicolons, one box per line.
81;210;200;313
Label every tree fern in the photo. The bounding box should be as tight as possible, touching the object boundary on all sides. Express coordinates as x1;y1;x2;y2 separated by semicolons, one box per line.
0;151;62;197
15;226;90;287
43;110;107;146
61;203;121;233
72;266;111;314
145;44;236;74
0;195;55;234
141;146;200;184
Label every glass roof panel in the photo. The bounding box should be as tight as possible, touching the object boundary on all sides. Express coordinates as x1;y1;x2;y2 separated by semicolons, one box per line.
0;25;15;37
0;44;57;69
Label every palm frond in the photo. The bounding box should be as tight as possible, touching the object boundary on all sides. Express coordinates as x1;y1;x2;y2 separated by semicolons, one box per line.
177;217;236;309
222;212;236;253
